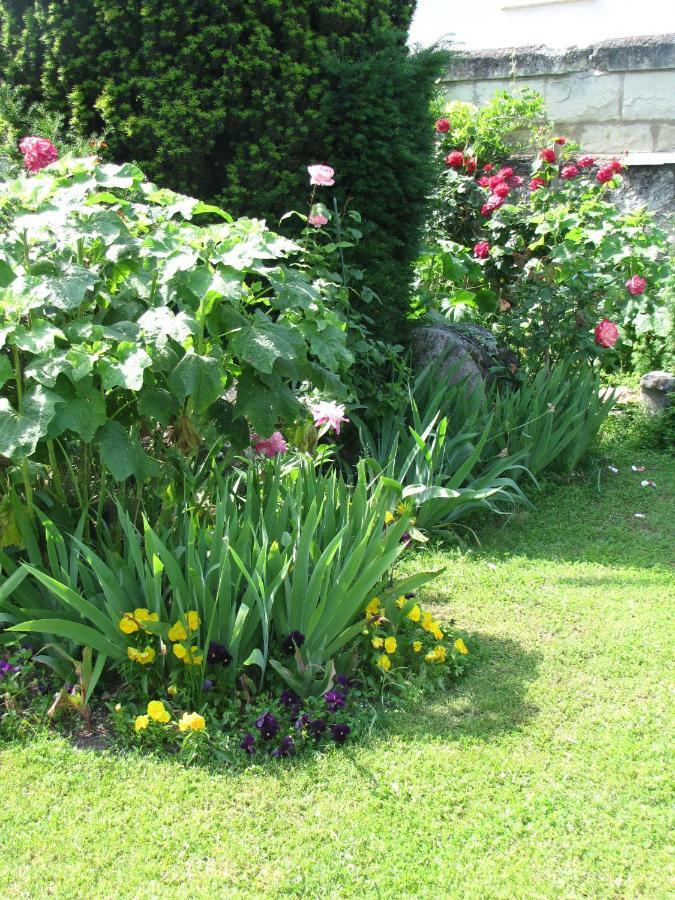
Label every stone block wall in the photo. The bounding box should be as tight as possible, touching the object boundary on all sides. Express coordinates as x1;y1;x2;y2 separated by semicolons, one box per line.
441;34;675;218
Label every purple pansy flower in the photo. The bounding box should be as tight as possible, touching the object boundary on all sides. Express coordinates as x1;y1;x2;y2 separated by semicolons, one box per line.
331;723;352;745
294;712;311;730
282;631;305;655
207;642;232;666
308;718;327;741
202;679;215;692
240;732;256;755
0;660;18;678
254;711;280;741
324;690;346;713
271;735;296;758
280;689;300;712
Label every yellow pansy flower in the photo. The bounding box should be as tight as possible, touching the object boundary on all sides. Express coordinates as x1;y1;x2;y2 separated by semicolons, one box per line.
412;640;423;653
431;625;444;641
396;502;407;517
134;608;158;624
384;636;397;654
395;595;405;609
406;604;421;623
137;647;155;665
135;714;149;732
384;511;395;525
174;643;203;665
377;653;391;673
365;597;381;617
371;637;384;649
178;712;206;732
454;638;469;655
119;614;139;635
168;621;188;642
186;610;201;631
173;643;187;660
425;644;447;664
147;700;170;724
167;685;177;697
421;611;435;632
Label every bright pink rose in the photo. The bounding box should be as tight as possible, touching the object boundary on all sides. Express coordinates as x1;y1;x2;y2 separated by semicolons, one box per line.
311;400;348;435
253;431;288;458
445;150;464;168
482;163;494;172
497;166;513;179
625;274;647;296
473;241;490;259
560;164;579;179
554;136;567;145
486;175;503;190
578;155;595;168
610;159;624;173
480;195;505;216
594;319;619;348
18;136;58;173
309;213;328;227
477;175;491;187
492;181;510;199
308;164;335;187
596;164;615;184
508;174;524;186
464;157;477;175
529;177;547;191
539;148;556;163
435;118;450;133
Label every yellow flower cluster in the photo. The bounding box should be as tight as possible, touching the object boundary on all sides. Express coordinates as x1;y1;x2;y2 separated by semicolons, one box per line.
421;611;444;641
170;611;203;665
178;712;206;732
127;646;155;665
119;607;159;634
134;701;206;734
173;643;204;666
425;644;447;664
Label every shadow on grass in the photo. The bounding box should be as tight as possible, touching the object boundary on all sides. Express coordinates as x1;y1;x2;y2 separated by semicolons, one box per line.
386;630;541;743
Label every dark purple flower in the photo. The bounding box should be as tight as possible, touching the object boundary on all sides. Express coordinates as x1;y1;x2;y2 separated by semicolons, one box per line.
240;732;256;755
207;642;232;666
254;711;280;741
279;689;300;711
0;660;18;678
308;718;327;741
282;631;305;655
331;723;352;744
324;689;346;713
335;675;352;690
294;712;311;730
37;682;49;695
202;679;215;692
271;735;296;758
400;532;411;544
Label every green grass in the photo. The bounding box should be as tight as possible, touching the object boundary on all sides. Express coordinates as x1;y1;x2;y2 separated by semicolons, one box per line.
1;431;673;898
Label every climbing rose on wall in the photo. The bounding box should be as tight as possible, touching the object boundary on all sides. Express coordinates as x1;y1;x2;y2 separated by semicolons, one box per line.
594;319;619;348
539;148;556;163
560;164;579;179
18;136;58;172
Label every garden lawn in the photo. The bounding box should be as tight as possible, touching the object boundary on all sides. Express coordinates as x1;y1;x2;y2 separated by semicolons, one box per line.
1;442;673;898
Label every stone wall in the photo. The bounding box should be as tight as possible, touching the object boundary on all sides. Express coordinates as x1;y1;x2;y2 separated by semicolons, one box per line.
441;34;675;218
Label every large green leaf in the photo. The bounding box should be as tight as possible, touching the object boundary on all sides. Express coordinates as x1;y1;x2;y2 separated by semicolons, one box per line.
7;618;124;659
0;386;60;459
51;379;107;442
98;343;152;391
96;421;160;482
167;351;223;412
231;312;306;374
35;270;98;311
11;321;65;354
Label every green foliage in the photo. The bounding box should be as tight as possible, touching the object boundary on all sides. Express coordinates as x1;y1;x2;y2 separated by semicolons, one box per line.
0;1;440;343
0;156;356;523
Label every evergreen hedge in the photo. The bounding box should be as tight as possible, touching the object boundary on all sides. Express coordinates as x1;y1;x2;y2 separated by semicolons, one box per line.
0;1;446;341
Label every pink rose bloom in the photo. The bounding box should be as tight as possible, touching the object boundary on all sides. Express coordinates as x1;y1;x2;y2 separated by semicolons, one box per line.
610;159;624;173
578;155;595;168
464;157;477;174
554;136;567;145
435;118;450;133
508;174;524;186
445;150;464;168
594;319;619;348
308;164;335;187
486;175;504;190
476;175;491;187
625;274;647;295
482;163;494;172
529;177;547;191
18;136;58;173
560;164;579;179
309;213;328;227
491;181;510;199
539;148;556;163
596;164;615;184
253;431;288;458
311;400;348;435
480;195;505;216
473;241;490;259
497;166;514;179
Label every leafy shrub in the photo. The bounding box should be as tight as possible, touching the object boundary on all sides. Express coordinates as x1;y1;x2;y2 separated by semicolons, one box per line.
0;1;443;344
423;92;672;373
0;156;358;526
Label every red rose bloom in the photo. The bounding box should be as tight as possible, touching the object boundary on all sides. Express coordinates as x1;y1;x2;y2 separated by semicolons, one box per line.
610;159;624;173
445;150;464;168
540;148;556;163
492;181;510;199
529;177;546;191
560;164;579;179
578;155;595;168
596;164;615;183
473;241;490;259
594;319;619;348
497;166;514;179
482;163;494;172
554;137;567;145
464;157;477;174
435;118;450;133
625;274;647;296
477;175;491;187
480;195;505;216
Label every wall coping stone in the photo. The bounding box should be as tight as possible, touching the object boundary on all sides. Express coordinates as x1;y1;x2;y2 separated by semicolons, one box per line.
442;34;675;82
